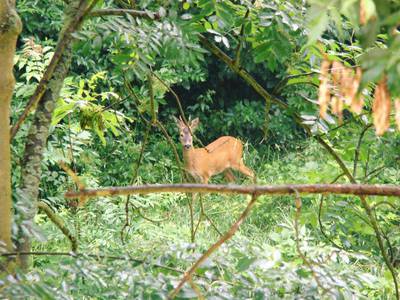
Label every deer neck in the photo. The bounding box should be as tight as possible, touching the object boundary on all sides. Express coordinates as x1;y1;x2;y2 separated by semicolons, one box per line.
182;147;202;181
182;147;195;165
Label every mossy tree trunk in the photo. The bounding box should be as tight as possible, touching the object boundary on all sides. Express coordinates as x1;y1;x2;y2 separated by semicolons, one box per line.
0;0;22;273
16;0;81;269
17;47;73;269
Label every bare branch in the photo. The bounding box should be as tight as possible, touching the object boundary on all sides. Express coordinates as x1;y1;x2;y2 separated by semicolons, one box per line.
37;202;78;252
65;183;400;199
58;161;85;191
150;71;189;127
233;7;251;68
353;124;373;177
147;73;157;124
199;34;310;135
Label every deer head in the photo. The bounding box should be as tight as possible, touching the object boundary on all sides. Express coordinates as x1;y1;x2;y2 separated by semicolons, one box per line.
174;116;199;150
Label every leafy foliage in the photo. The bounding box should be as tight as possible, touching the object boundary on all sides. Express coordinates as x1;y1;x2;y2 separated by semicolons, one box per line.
5;0;400;299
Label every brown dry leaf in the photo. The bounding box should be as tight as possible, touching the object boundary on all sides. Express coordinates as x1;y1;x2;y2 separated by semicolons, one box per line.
372;78;391;135
340;67;355;105
318;59;331;118
395;99;400;131
331;61;343;86
351;95;364;115
331;96;344;124
350;68;364;114
360;0;366;25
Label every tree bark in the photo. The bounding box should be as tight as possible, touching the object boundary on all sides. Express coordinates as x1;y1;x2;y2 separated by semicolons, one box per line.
65;183;400;198
0;0;22;273
17;45;72;269
16;0;79;269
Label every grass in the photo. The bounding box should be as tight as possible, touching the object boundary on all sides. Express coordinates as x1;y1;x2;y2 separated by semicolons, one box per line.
25;138;398;298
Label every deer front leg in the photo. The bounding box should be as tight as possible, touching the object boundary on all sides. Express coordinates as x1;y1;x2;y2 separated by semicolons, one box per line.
224;169;236;183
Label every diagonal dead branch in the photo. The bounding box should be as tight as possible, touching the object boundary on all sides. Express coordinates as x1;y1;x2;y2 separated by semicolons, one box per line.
37;202;78;252
169;194;258;299
58;161;85;191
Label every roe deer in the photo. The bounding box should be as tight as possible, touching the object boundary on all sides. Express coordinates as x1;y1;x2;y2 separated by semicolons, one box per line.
174;116;254;184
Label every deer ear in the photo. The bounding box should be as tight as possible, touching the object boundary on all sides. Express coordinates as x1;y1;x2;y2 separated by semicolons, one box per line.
173;116;184;128
190;118;200;131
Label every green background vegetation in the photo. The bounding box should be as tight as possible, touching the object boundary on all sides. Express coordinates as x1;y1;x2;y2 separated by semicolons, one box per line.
2;0;400;298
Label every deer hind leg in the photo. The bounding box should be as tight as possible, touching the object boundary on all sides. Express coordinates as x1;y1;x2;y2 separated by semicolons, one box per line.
224;169;236;183
231;159;254;179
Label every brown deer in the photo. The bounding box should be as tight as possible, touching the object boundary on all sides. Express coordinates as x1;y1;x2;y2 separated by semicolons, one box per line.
174;116;255;184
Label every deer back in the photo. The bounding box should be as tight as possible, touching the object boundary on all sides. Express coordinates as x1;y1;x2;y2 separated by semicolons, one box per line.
184;136;243;182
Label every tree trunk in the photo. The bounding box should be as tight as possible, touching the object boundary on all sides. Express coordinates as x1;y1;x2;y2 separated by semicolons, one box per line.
17;46;73;269
0;0;22;273
16;0;80;269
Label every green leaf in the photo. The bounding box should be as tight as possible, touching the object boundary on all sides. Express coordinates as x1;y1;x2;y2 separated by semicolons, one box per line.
236;257;256;272
306;5;329;45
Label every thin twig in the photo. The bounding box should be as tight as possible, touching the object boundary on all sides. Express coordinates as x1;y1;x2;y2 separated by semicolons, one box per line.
294;193;330;295
188;278;205;300
131;204;170;223
202;210;223;237
121;123;151;243
273;72;317;94
371;201;397;211
58;161;85;191
233;7;251;68
365;165;386;181
193;195;205;239
318;173;347;250
151;71;188;126
188;194;195;242
318;195;347;251
89;8;160;19
147;72;157;124
353;124;373;178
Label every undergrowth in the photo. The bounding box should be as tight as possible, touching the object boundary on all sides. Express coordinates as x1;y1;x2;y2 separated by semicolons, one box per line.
2;137;397;299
